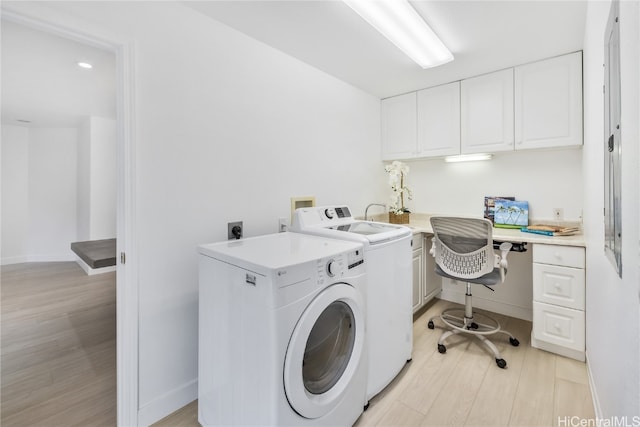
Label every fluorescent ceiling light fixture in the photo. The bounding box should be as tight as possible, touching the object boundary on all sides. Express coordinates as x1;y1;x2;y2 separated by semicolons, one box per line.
77;61;93;69
444;153;493;163
343;0;453;69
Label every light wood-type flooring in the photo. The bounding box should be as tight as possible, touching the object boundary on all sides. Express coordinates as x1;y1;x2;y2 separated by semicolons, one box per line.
1;262;594;426
1;262;116;426
156;299;595;427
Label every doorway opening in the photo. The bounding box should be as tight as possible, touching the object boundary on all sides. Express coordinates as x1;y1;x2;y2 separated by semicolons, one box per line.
0;9;136;426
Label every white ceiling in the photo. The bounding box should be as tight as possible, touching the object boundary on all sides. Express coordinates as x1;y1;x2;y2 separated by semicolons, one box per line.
184;0;588;99
1;19;116;128
0;1;588;129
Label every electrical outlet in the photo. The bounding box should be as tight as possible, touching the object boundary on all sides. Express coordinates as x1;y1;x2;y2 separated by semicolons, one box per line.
278;217;288;233
553;208;564;221
227;221;243;240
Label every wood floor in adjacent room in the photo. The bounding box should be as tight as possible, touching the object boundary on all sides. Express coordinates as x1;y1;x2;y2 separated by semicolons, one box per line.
157;299;595;427
1;262;116;427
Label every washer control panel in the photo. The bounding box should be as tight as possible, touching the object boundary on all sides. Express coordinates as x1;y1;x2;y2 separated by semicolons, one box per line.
292;206;354;230
316;249;363;285
323;206;351;220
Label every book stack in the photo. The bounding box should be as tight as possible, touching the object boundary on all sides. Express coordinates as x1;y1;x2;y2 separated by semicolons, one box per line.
520;224;580;236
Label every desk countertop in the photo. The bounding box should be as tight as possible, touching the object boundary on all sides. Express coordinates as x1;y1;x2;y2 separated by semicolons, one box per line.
387;214;586;247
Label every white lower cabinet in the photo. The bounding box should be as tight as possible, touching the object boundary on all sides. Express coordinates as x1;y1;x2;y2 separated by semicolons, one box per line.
531;244;586;361
413;233;441;313
412;236;424;312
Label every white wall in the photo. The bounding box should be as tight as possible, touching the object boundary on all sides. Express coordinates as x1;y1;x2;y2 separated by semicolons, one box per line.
89;117;116;239
3;2;387;425
27;128;78;261
77;118;91;240
583;0;640;419
1;125;30;262
1;125;78;264
77;116;117;241
404;148;583;221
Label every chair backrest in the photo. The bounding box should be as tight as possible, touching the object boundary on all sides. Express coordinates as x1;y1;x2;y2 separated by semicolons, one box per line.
430;216;495;280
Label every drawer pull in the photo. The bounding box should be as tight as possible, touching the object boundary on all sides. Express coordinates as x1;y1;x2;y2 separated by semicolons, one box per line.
554;252;562;259
554;282;562;290
554;323;562;331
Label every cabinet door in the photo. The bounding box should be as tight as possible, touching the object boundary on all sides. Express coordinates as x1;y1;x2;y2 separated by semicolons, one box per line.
533;301;585;352
515;52;583;150
417;82;461;157
423;247;441;304
461;68;514;154
381;92;417;160
412;248;424;313
533;263;585;310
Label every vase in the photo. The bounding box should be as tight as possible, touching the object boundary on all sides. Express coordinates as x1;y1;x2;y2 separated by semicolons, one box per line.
389;212;410;224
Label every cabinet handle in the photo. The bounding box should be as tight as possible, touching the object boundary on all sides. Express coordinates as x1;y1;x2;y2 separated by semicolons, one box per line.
554;282;562;290
554;323;562;331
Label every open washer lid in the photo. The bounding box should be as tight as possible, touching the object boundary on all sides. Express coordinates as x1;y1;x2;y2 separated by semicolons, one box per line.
291;206;411;245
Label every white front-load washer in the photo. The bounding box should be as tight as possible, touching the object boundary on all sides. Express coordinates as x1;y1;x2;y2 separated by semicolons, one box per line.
198;232;367;426
291;205;413;401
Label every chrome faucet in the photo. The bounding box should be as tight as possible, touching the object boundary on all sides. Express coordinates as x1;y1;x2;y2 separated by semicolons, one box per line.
364;203;387;221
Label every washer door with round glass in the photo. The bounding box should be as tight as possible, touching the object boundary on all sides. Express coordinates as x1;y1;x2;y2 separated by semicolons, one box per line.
283;283;365;419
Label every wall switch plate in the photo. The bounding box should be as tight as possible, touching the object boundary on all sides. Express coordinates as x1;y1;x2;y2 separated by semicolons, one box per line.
228;221;243;240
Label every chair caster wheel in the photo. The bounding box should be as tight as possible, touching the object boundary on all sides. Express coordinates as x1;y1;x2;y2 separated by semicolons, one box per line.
496;358;507;369
509;337;520;347
427;320;434;329
469;322;479;330
406;358;412;364
437;344;446;354
364;402;370;411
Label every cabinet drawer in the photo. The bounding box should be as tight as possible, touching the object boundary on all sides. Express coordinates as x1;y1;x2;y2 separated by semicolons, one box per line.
412;234;423;250
533;302;584;352
533;263;585;310
533;244;585;268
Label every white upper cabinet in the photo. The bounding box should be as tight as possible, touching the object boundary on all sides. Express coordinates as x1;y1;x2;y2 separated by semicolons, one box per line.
514;51;583;150
417;82;461;157
381;92;417;160
461;68;514;154
380;52;583;160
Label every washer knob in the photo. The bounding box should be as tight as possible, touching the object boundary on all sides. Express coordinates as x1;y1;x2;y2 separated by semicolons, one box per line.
324;208;335;219
326;260;335;277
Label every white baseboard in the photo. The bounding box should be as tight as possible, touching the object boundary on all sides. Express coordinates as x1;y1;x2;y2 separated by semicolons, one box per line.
1;254;75;265
439;288;533;322
74;256;117;275
137;379;197;427
585;351;602;419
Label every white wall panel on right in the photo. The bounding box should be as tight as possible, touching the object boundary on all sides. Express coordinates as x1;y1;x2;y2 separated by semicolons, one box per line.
582;0;640;420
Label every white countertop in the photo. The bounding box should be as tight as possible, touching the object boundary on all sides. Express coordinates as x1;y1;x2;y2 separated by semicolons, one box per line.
375;213;586;247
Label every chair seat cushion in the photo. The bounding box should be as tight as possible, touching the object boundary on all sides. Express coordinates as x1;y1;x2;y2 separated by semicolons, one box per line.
435;264;506;286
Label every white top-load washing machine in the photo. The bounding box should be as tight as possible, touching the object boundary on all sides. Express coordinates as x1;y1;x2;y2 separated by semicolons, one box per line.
291;206;413;401
198;232;367;426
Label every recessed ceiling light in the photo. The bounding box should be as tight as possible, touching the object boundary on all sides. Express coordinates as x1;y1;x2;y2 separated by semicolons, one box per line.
77;61;93;69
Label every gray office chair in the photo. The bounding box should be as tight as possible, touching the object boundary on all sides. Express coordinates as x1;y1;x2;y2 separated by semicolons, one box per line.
427;216;519;368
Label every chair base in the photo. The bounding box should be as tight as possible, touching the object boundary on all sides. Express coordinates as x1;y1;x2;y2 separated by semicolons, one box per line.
428;286;519;368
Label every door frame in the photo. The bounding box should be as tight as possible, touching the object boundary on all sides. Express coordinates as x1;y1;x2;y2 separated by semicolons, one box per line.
1;7;138;426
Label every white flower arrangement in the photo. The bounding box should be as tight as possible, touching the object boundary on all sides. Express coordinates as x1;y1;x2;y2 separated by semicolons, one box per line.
384;160;413;215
